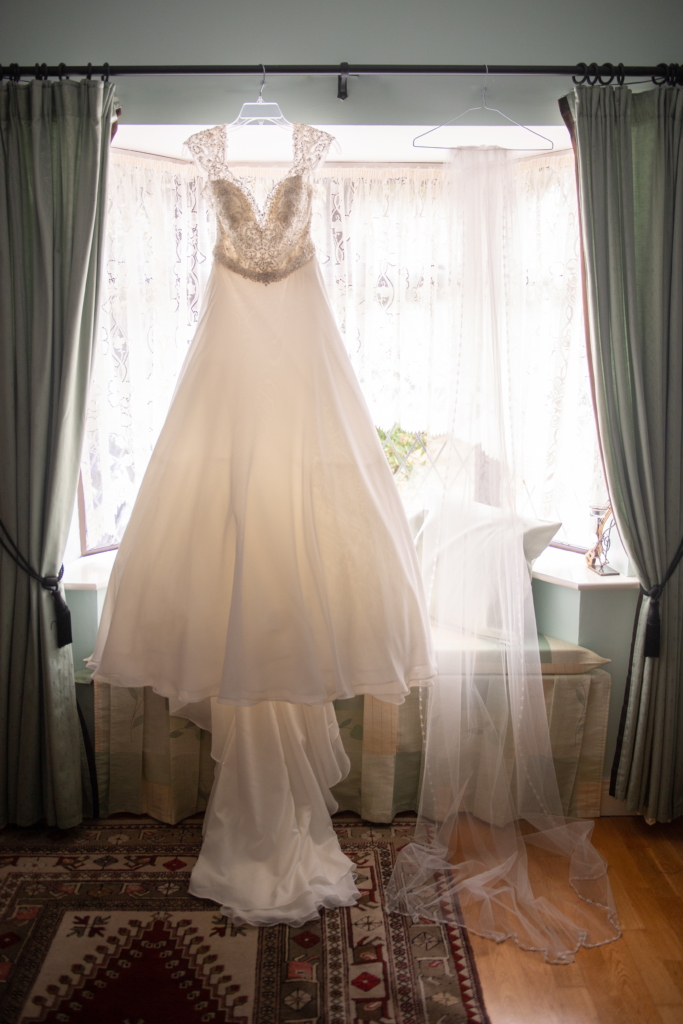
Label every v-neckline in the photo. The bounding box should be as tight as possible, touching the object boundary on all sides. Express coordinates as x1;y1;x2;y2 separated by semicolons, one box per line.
221;123;302;224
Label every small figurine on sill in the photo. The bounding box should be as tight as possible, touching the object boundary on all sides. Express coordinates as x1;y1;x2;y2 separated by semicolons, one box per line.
585;503;620;576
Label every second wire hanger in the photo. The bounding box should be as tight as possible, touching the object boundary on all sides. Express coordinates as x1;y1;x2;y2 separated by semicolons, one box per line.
413;68;554;151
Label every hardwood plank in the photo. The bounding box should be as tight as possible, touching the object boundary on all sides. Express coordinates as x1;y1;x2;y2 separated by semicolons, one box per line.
468;933;599;1024
624;893;683;960
598;834;652;891
581;942;664;1024
648;839;683;877
619;817;650;849
593;816;644;846
608;871;645;930
623;931;683;1006
628;847;681;900
652;896;683;953
589;817;625;849
467;815;683;1024
657;1008;683;1024
550;959;591;989
664;961;683;1000
643;831;683;904
468;934;531;1024
658;869;683;901
550;987;602;1023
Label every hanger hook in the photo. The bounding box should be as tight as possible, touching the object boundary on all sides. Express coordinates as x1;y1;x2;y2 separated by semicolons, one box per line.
259;64;266;101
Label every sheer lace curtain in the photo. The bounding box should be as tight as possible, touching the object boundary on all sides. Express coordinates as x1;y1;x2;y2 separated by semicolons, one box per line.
514;154;607;529
317;156;606;533
81;148;604;551
82;153;215;550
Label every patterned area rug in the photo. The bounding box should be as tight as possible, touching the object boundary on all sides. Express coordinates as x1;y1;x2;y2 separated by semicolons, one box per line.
0;814;489;1024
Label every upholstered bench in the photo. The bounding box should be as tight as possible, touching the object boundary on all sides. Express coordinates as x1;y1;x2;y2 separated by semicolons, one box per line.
88;629;611;825
331;631;611;823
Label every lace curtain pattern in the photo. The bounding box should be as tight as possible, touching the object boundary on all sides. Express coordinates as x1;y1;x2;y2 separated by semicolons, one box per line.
514;154;607;539
82;149;605;550
82;153;215;550
314;157;606;539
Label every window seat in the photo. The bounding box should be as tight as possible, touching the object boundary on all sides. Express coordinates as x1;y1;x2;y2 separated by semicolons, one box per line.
64;553;612;825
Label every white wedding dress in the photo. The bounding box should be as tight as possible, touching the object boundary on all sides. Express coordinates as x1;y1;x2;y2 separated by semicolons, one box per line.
88;122;436;925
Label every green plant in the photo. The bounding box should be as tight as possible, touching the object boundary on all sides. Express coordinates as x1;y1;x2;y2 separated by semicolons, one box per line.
377;425;427;478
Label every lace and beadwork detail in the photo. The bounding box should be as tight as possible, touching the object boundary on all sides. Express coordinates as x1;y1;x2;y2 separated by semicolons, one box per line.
209;172;317;284
185;123;334;285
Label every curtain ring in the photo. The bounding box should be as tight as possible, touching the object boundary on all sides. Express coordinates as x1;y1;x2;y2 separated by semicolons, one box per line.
101;62;110;82
573;62;602;87
9;63;20;82
40;63;48;81
572;62;588;85
86;62;93;80
598;63;614;86
652;63;669;86
58;63;67;81
0;66;4;83
34;63;41;80
616;63;625;86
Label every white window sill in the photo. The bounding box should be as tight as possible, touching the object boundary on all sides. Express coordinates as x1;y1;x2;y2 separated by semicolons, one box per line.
63;550;117;591
532;547;640;591
63;545;641;595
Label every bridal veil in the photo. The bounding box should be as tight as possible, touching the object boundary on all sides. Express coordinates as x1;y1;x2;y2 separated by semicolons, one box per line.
386;147;621;963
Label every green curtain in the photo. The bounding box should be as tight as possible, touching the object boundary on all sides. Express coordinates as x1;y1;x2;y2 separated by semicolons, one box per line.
562;85;683;822
0;78;116;828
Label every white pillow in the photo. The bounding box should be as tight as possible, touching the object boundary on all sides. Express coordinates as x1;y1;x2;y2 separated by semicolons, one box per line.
520;515;562;573
417;500;560;635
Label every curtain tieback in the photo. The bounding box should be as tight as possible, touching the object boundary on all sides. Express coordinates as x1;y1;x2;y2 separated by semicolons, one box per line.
640;535;683;658
0;519;72;648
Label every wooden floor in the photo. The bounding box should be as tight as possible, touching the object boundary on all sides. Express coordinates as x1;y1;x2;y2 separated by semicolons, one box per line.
469;815;683;1024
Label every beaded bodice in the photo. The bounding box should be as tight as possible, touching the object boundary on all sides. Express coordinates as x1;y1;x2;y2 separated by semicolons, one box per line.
185;123;334;285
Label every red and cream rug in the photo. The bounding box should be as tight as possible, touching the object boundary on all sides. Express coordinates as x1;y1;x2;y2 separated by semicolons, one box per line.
0;814;489;1024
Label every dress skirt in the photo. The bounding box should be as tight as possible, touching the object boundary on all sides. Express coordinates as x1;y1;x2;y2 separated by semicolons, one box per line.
87;256;435;923
88;257;435;707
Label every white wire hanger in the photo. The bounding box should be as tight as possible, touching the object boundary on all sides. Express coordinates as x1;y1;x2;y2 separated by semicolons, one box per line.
225;65;293;132
413;67;554;151
223;63;342;156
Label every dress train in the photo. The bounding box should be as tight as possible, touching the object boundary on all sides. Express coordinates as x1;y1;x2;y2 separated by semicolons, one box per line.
175;697;360;926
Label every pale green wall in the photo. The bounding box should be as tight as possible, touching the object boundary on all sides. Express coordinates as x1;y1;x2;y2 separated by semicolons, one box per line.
65;589;105;755
4;0;681;124
65;589;107;678
532;578;639;779
533;579;581;644
65;590;100;679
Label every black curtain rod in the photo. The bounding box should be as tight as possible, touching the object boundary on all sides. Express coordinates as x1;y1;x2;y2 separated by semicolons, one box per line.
2;61;682;83
3;62;681;100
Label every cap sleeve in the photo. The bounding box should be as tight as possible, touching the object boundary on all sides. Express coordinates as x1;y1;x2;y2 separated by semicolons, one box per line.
295;125;336;174
184;125;227;179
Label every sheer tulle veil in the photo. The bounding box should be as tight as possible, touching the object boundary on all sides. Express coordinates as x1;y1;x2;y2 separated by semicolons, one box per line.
385;147;621;963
